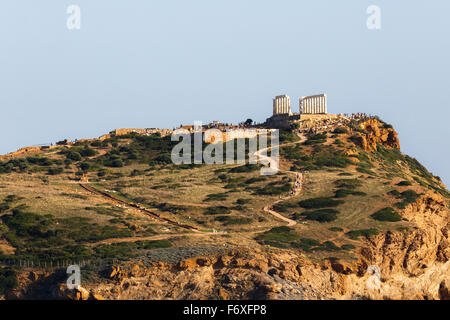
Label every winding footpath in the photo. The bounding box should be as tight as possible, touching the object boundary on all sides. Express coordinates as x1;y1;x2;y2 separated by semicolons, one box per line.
255;133;307;227
79;132;307;233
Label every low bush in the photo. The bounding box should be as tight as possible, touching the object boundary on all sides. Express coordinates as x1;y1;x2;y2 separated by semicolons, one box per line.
294;209;339;222
396;180;412;186
371;207;402;222
204;206;231;215
255;226;299;243
204;193;228;202
298;197;344;209
314;241;341;251
345;228;379;240
236;198;251;205
333;128;348;134
228;163;260;173
334;189;367;198
334;179;361;190
304;133;327;145
341;244;356;250
254;182;291;196
214;216;252;225
0;268;18;295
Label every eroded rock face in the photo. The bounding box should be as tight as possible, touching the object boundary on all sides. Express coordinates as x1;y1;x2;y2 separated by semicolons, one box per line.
4;193;448;301
351;119;400;152
357;192;448;277
83;191;448;301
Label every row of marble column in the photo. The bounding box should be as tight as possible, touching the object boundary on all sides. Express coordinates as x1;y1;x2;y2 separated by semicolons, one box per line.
300;94;327;114
273;95;291;115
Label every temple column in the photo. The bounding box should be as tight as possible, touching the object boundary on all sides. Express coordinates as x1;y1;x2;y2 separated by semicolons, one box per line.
319;97;322;113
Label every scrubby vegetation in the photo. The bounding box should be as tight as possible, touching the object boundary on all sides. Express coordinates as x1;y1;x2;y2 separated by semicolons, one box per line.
396;180;412;186
387;189;422;209
255;226;299;244
0;209;134;262
371;207;402;222
0;268;18;295
293;209;339;222
204;206;231;215
345;228;379;240
253;181;291;196
298;197;344;209
94;240;171;260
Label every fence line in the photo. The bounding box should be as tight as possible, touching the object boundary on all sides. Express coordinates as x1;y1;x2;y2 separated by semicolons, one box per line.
0;258;120;271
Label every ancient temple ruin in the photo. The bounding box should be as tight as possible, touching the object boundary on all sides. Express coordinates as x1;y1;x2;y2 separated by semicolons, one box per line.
300;94;327;114
273;95;291;115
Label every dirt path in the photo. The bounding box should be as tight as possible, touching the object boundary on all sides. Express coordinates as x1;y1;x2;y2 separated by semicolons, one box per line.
80;132;307;232
256;133;307;227
79;183;201;232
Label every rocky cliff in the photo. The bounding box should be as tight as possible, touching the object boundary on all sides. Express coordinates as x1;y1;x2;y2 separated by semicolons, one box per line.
350;119;400;152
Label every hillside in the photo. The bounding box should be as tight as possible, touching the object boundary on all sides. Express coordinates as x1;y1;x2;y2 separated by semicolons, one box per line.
0;115;448;300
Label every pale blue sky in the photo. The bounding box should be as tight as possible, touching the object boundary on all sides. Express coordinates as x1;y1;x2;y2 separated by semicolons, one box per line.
0;1;449;185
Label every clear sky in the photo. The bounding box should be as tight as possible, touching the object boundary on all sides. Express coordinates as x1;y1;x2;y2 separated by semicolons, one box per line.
1;1;449;185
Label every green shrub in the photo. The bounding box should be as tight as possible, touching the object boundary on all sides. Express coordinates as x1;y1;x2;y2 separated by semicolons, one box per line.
341;244;356;250
304;133;327;145
273;202;296;212
295;209;339;222
97;169;107;177
204;206;231;215
204;193;228;202
229;163;260;173
396;180;412;186
254;182;291;196
329;227;343;232
388;189;422;209
80;147;97;157
0;268;18;295
395;190;422;209
334;189;367;198
245;177;267;184
79;162;90;172
255;226;299;243
346;228;379;240
338;172;353;176
298;197;344;209
0;203;10;213
214;216;252;225
333;128;348;134
334;179;361;190
67;151;82;162
314;241;341;251
292;238;320;252
371;207;402;222
236;198;251;205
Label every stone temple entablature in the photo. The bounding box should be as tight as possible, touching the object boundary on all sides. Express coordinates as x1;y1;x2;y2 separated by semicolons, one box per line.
273;95;291;115
266;92;330;129
299;94;327;114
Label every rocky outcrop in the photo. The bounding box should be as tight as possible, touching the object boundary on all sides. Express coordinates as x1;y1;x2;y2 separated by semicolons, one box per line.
351;119;400;152
357;192;448;276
